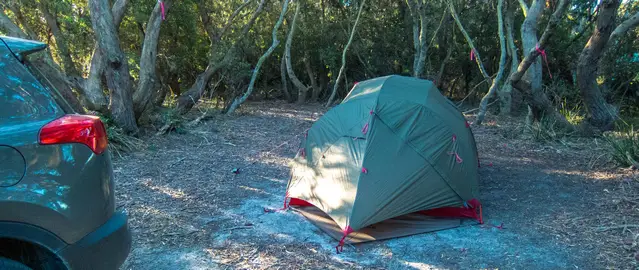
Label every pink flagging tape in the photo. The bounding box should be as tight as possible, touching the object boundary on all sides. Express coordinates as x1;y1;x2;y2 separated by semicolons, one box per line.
159;0;166;20
535;44;552;79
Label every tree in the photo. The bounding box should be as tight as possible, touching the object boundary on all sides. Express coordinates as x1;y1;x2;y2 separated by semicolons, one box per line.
82;0;128;112
284;2;309;104
405;0;429;78
499;6;518;115
226;0;290;114
475;0;508;125
509;0;573;130
518;0;545;124
448;0;495;125
88;0;138;133
577;0;639;131
326;0;366;107
133;0;172;118
39;1;79;76
175;0;265;114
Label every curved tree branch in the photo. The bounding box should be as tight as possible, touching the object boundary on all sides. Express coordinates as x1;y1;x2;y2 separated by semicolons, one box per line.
476;0;508;125
226;0;290;115
608;11;639;44
326;0;366;107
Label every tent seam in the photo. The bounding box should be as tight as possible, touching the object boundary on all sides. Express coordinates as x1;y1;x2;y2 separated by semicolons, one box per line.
373;112;465;202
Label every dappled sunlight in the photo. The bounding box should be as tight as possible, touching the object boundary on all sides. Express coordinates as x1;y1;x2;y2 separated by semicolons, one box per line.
140;177;189;200
402;261;440;269
543;169;629;181
239;185;278;197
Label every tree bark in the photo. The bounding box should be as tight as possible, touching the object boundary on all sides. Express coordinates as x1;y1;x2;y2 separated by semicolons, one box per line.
406;0;429;78
284;3;309;104
510;0;574;130
280;55;292;102
226;0;289;115
520;0;545;123
499;7;517;115
89;0;138;133
176;0;264;114
39;3;79;76
449;2;491;81
435;45;452;87
133;0;172;118
304;51;320;102
84;0;129;112
476;0;508;125
326;0;366;107
577;0;621;131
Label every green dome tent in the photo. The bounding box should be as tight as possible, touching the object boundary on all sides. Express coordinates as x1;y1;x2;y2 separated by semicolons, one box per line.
284;75;482;252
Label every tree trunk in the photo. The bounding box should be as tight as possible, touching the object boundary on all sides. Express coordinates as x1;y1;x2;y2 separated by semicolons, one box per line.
435;46;452;88
176;0;264;114
84;0;129;112
284;3;309;104
406;0;429;78
133;0;172;118
475;0;508;126
449;0;494;119
499;7;517;115
89;0;138;133
304;52;319;102
510;0;574;130
226;0;289;115
520;0;544;122
577;0;621;131
280;55;292;102
326;0;366;107
39;3;79;76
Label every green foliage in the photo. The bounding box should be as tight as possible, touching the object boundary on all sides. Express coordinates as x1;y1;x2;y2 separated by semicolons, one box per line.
529;115;576;142
559;99;584;125
605;126;639;167
2;0;637;136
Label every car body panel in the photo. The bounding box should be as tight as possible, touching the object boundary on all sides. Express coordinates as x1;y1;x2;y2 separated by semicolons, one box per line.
0;36;118;248
0;36;46;61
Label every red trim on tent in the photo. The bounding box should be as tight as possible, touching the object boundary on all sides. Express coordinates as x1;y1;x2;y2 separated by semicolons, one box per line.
289;198;483;224
289;198;314;207
419;198;483;224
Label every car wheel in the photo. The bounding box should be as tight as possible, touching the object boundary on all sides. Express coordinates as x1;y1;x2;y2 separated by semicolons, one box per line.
0;257;31;270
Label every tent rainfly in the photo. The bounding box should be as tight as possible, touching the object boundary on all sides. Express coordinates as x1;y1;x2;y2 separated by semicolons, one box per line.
282;75;483;252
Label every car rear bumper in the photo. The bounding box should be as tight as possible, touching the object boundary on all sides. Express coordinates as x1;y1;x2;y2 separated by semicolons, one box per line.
57;211;131;270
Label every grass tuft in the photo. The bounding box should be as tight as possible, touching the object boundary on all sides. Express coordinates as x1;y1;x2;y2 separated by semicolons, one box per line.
604;125;639;167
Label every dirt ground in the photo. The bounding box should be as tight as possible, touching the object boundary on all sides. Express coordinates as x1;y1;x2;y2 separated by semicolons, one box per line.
115;101;638;269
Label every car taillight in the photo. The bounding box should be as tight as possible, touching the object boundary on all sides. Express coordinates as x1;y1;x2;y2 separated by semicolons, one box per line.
39;115;108;154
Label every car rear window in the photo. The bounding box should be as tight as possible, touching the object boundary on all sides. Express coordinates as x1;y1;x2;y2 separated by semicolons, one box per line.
0;48;62;125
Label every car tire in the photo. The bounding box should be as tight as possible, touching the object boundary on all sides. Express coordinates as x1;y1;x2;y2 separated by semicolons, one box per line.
0;257;31;270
